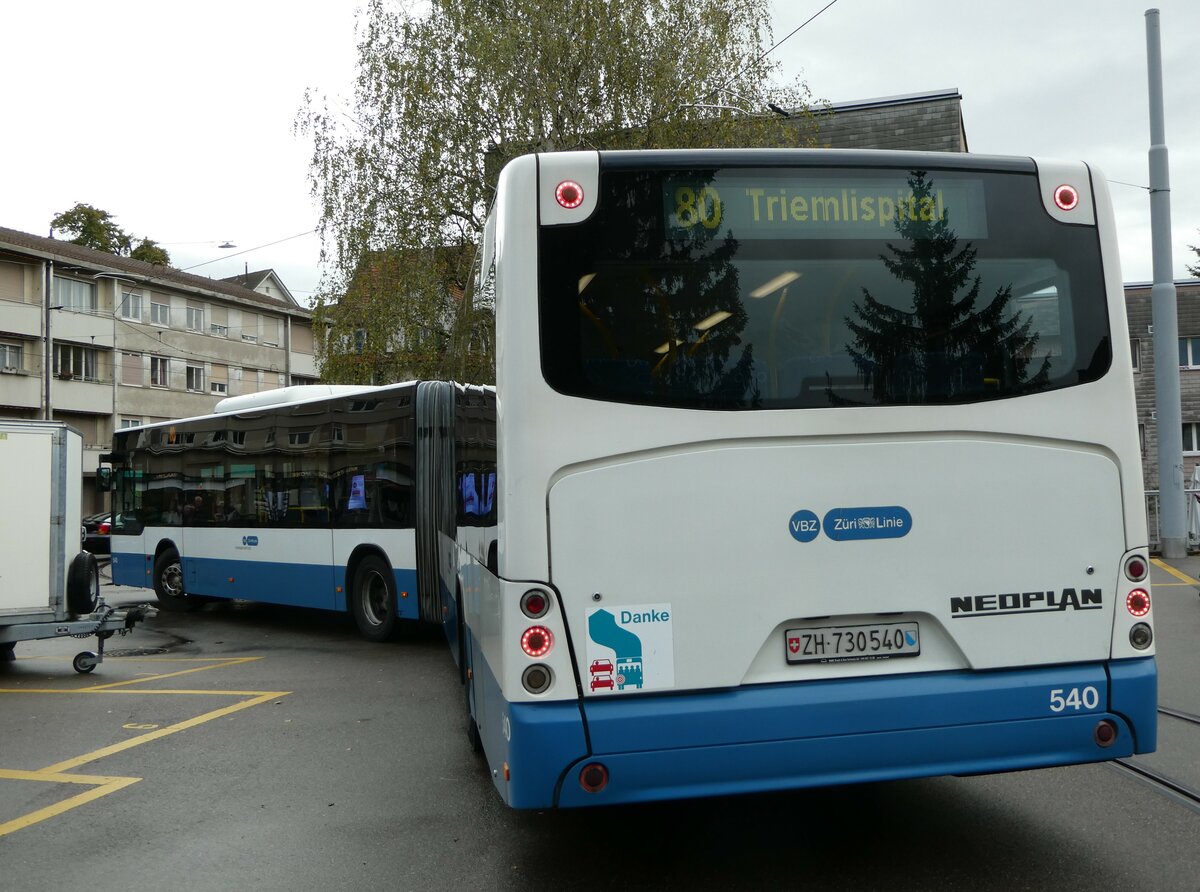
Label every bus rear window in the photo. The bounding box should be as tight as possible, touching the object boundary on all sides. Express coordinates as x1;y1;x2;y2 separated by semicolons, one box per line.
539;166;1111;409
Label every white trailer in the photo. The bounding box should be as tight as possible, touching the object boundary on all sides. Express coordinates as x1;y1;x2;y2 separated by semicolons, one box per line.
0;420;152;673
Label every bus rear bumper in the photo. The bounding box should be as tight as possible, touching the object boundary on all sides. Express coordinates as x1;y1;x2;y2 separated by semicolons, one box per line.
508;658;1156;808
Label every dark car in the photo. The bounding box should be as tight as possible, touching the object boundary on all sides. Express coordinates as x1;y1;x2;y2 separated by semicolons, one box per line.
81;511;112;556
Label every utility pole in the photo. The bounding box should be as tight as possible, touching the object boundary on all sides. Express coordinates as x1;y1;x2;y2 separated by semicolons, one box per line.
1146;8;1184;557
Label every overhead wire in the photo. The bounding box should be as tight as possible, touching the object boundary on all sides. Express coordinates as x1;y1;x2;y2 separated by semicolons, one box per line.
180;230;317;272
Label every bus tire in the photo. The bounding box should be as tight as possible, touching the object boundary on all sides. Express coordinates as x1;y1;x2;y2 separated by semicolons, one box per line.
349;555;400;642
153;549;197;612
66;551;100;615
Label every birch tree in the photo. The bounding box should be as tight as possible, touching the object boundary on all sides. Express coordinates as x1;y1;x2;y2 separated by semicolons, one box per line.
299;0;815;384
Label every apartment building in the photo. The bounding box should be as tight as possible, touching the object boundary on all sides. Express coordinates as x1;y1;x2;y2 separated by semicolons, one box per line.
0;226;318;513
1127;278;1200;493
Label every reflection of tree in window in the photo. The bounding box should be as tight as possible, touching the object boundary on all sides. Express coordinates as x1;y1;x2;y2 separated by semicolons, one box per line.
843;171;1050;404
577;172;757;408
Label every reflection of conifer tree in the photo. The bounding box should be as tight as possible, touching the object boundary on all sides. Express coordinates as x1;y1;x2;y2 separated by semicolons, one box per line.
579;172;759;407
845;171;1050;404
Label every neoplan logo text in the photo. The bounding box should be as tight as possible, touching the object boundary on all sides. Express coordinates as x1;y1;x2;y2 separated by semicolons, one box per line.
950;587;1102;619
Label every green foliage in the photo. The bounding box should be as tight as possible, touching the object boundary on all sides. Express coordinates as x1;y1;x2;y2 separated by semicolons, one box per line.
1189;234;1200;278
299;0;815;385
129;238;170;266
50;203;171;265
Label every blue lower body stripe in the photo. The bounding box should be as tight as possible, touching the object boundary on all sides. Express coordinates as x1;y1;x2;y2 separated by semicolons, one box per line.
493;658;1156;809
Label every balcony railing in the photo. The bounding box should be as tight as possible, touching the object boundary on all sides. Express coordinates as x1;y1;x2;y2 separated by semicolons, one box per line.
1144;489;1200;553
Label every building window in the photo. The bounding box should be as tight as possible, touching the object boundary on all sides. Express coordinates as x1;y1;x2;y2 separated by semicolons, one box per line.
55;277;96;312
1180;337;1200;368
288;430;312;446
211;380;228;395
210;322;228;338
0;343;23;371
1131;339;1140;371
186;365;205;392
120;352;144;386
121;289;143;321
186;304;205;332
120;418;142;429
151;300;170;326
1184;423;1200;454
151;356;169;387
262;317;281;347
54;344;97;380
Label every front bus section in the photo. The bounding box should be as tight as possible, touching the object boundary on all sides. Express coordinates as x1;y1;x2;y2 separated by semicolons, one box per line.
468;149;1155;809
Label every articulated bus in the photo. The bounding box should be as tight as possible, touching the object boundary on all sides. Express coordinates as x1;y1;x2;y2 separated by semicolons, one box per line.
107;148;1156;808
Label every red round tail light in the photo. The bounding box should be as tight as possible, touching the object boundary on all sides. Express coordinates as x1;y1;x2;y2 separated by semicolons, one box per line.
579;762;609;793
1093;719;1118;748
555;180;584;209
1053;184;1079;211
1125;589;1150;617
520;625;553;658
521;589;550;619
1124;556;1148;582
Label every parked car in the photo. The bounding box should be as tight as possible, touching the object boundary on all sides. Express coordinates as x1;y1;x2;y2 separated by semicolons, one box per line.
81;511;112;556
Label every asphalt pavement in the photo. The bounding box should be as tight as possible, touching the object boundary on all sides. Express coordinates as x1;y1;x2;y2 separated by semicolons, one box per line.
1;559;1198;890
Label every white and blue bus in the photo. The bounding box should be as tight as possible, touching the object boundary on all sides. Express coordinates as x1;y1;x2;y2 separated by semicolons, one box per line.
107;148;1156;808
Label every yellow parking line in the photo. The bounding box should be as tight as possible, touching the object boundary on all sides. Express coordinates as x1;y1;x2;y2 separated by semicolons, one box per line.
1151;558;1200;586
0;769;141;838
82;657;262;690
0;655;289;838
41;690;289;774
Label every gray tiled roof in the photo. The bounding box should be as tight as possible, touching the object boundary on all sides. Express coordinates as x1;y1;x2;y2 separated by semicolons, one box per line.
0;225;310;317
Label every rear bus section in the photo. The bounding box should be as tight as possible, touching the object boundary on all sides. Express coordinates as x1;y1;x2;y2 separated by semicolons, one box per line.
469;149;1155;808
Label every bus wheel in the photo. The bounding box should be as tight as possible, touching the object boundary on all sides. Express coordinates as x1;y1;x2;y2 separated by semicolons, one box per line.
350;555;399;642
153;549;197;612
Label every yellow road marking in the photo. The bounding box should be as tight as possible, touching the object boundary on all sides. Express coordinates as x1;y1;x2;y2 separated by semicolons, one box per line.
41;690;289;774
82;656;262;690
1151;558;1200;586
0;769;141;838
0;655;289;837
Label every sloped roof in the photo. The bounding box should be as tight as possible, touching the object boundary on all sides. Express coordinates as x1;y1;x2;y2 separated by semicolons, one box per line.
0;225;310;317
220;269;300;306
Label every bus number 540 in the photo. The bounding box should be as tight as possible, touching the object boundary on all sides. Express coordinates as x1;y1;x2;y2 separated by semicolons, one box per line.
1049;686;1099;712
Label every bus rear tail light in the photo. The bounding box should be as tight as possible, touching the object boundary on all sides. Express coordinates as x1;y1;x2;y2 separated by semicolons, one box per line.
1053;184;1080;211
1126;589;1150;617
1129;623;1153;650
1093;720;1118;748
579;763;609;793
520;625;553;658
522;664;553;694
555;180;584;209
520;589;551;619
1124;555;1148;582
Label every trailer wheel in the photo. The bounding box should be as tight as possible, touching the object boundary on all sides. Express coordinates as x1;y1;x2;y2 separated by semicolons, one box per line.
0;642;15;662
349;555;400;642
66;551;100;615
153;549;198;612
73;651;98;674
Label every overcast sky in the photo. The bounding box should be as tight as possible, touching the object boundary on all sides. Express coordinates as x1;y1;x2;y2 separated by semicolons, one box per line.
2;0;1197;304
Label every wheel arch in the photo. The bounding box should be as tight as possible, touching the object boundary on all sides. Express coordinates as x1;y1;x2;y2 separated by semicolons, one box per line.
341;544;392;613
154;537;181;562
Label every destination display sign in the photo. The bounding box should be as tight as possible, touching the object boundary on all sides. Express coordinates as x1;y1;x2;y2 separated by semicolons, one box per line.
664;173;988;240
